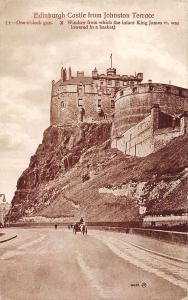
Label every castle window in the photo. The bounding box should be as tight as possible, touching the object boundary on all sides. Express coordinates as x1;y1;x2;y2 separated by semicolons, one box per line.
107;80;112;85
78;83;83;94
111;100;115;108
78;98;83;107
132;87;137;93
98;99;102;107
61;101;65;109
149;85;154;92
115;80;120;87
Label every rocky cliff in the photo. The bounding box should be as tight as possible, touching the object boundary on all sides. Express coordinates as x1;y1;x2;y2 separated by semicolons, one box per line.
8;123;188;222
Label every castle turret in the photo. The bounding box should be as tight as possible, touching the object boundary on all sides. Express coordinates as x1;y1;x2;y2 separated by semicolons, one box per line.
92;67;98;78
50;80;58;126
106;68;116;76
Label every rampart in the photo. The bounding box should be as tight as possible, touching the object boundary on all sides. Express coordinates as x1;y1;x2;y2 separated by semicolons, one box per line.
112;83;188;139
112;104;188;156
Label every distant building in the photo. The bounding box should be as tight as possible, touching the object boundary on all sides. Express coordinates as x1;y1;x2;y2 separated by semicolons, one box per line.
0;194;10;226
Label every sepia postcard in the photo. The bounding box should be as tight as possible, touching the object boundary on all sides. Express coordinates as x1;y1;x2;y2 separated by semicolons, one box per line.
0;0;188;299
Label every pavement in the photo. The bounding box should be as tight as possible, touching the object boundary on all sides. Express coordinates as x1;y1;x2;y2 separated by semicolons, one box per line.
1;227;187;261
94;229;188;262
0;228;187;300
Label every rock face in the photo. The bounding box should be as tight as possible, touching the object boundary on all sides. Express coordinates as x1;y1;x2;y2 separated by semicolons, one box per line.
8;122;188;222
9;122;112;221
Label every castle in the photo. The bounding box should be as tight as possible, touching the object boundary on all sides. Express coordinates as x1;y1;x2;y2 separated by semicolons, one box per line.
50;64;188;157
50;66;143;125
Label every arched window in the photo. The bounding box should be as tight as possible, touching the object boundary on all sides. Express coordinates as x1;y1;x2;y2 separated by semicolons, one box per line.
61;101;65;109
132;87;137;93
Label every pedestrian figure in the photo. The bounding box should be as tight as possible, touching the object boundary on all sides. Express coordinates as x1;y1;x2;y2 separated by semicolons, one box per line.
55;224;57;230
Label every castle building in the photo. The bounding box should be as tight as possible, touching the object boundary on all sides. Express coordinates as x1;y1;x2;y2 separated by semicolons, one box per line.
111;83;188;156
50;66;143;126
50;64;188;157
112;104;188;156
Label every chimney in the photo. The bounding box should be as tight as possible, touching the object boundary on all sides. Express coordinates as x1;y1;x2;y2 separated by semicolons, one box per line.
51;80;55;93
151;104;160;131
61;67;67;81
92;67;98;78
61;67;64;81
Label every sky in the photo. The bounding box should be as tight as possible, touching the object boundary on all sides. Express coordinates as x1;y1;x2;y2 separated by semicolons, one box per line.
0;0;188;202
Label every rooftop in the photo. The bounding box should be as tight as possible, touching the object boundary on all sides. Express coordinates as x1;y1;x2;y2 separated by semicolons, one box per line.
56;76;94;87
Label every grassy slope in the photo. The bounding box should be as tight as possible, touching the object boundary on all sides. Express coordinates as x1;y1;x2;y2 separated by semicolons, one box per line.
38;134;188;221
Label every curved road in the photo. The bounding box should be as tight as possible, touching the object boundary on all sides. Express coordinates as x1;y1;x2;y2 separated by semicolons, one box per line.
0;228;187;300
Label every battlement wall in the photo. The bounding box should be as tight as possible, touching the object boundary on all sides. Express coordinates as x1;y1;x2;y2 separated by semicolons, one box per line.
112;104;188;157
111;114;152;156
112;83;188;139
116;83;188;99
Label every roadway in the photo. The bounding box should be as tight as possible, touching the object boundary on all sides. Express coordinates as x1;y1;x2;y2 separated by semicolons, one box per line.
0;228;187;300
